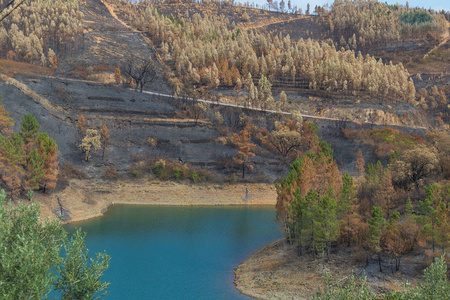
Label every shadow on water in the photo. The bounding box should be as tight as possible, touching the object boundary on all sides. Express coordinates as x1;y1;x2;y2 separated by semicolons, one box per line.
64;205;281;300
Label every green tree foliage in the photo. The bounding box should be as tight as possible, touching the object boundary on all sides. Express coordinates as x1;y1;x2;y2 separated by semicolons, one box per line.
315;256;449;300
0;190;64;299
0;191;110;299
368;206;385;253
404;255;450;300
21;113;40;139
416;184;450;253
400;11;432;25
0;106;59;195
314;272;376;300
25;149;45;190
21;113;41;154
278;142;343;257
56;229;110;300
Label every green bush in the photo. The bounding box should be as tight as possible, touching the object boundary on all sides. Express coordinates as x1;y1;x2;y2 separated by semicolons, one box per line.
173;167;181;180
153;159;166;178
191;171;199;183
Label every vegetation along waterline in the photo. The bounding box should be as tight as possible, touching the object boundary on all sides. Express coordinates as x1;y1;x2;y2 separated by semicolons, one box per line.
0;0;449;298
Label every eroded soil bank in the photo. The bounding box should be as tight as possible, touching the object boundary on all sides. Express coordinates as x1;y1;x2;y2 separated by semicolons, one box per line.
35;179;277;224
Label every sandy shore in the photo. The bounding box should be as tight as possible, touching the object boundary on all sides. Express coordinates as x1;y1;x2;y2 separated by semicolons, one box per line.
35;179;277;224
234;240;424;299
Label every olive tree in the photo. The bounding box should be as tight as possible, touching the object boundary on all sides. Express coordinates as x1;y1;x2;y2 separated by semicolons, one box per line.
0;190;110;299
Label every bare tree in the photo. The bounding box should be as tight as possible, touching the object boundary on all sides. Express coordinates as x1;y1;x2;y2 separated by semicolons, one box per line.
122;56;157;92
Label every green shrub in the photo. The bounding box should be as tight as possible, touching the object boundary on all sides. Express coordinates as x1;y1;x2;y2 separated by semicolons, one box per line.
191;171;199;183
153;159;166;178
173;167;181;180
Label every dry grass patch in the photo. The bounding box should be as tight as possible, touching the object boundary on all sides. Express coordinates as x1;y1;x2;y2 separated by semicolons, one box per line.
0;60;53;77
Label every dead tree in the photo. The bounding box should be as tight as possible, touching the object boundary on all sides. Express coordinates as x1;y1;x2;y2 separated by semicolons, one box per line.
122;56;157;92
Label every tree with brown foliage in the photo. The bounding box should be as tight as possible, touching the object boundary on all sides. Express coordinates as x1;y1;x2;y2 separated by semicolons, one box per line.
355;148;365;177
100;124;110;160
76;115;86;140
384;211;403;272
48;48;58;70
114;66;121;85
0;133;25;198
0;102;13;136
276;141;342;224
375;169;395;218
36;132;59;193
232;129;255;178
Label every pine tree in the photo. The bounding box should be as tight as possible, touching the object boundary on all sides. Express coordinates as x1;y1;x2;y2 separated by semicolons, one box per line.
279;91;287;111
0;133;25;198
376;169;395;218
338;172;356;247
100;124;110;160
21;113;40;154
258;75;273;110
316;194;339;258
0;101;14;136
36;132;59;193
369;206;385;272
417;184;441;252
232;129;255;178
24;149;45;191
114;66;121;85
355;149;365;177
76;115;86;139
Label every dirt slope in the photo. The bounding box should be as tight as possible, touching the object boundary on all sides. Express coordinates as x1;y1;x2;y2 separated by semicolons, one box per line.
62;0;170;93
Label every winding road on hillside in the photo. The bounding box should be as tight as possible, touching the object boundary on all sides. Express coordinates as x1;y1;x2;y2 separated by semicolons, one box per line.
1;0;428;133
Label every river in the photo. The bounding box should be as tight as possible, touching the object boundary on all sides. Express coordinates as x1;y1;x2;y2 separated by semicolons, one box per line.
64;205;282;299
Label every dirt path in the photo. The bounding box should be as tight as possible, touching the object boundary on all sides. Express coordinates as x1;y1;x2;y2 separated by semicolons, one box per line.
423;19;450;59
100;0;130;29
239;15;303;31
36;179;277;224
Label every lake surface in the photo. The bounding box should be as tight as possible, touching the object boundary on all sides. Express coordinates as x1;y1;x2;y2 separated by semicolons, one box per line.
64;205;282;299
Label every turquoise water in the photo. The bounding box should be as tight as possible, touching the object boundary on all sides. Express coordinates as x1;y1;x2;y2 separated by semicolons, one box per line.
64;205;282;299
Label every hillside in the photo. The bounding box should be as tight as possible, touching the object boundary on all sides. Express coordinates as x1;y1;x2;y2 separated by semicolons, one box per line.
0;0;447;192
0;0;449;298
